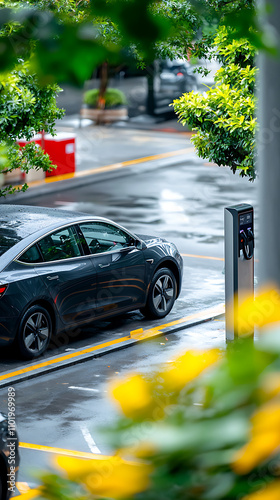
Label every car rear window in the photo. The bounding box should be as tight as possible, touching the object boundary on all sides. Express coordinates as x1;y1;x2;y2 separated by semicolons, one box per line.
19;245;43;263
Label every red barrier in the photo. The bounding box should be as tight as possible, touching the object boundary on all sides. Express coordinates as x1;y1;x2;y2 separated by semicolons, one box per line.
44;133;76;177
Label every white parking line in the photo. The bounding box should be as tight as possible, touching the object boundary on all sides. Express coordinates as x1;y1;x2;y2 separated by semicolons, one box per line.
80;424;101;454
68;386;100;392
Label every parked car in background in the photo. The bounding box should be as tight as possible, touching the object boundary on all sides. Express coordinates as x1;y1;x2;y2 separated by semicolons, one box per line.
0;412;20;500
159;58;198;95
0;206;183;359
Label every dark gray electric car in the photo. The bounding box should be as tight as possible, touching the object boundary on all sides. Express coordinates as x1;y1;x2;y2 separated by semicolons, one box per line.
0;206;183;359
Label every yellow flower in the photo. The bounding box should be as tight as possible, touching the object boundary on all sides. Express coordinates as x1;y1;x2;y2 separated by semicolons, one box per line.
237;288;280;336
242;480;280;500
110;373;153;418
232;402;280;474
56;455;152;499
12;489;40;500
260;373;280;400
161;349;220;392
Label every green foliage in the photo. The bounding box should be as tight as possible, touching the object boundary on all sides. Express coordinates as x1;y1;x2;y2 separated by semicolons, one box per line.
0;0;271;87
83;88;127;108
0;61;64;194
0;0;267;192
0;63;64;141
173;28;257;180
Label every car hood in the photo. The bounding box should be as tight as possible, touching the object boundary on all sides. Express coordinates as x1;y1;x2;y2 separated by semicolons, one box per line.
136;234;167;246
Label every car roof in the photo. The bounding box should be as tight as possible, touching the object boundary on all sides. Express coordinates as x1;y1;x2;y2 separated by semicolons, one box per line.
0;205;102;236
0;205;123;272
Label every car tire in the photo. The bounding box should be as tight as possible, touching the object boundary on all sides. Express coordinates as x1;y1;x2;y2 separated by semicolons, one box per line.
141;267;177;319
17;305;52;359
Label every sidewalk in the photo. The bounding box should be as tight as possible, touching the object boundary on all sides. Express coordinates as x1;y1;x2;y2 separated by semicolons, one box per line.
56;113;191;134
1;114;195;202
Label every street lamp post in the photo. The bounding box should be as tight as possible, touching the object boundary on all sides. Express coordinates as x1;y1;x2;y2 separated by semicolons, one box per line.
258;0;280;289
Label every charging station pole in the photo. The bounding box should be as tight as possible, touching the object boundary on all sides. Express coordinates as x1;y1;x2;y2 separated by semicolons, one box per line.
224;204;254;341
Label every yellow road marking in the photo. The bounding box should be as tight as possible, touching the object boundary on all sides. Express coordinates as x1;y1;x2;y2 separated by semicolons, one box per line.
130;304;225;340
0;304;224;384
182;253;224;261
0;336;131;382
15;147;194;189
16;483;30;494
13;489;40;500
19;442;109;460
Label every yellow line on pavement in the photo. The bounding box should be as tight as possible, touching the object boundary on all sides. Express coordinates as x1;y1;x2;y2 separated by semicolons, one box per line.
16;483;31;494
19;442;109;460
0;304;224;384
0;336;131;382
182;253;224;261
13;490;40;500
16;147;194;189
130;304;225;340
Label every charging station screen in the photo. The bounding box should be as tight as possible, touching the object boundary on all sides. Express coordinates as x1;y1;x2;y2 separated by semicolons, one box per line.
239;212;253;227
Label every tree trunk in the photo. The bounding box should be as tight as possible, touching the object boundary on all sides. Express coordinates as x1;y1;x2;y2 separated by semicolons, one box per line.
258;0;280;288
146;63;156;116
98;61;108;107
96;62;109;125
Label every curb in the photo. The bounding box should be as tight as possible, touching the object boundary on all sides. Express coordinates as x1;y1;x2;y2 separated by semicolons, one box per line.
0;304;224;388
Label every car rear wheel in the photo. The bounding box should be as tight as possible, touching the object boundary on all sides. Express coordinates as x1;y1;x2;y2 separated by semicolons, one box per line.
17;305;52;359
141;267;176;319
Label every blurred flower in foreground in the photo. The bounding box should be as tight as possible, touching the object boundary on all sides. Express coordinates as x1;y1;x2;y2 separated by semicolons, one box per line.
261;372;280;400
232;401;280;474
243;480;280;500
161;348;220;391
236;288;280;336
110;349;220;420
110;373;153;419
55;455;152;499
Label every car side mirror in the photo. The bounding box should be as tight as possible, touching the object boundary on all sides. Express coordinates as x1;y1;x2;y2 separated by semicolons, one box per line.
135;239;147;250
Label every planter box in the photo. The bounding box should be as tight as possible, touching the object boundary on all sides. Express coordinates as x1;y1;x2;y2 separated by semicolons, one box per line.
24;169;45;183
80;107;128;123
4;169;24;185
4;134;44;186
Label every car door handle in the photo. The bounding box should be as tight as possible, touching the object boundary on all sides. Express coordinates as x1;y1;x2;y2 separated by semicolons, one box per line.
47;275;59;280
98;263;110;268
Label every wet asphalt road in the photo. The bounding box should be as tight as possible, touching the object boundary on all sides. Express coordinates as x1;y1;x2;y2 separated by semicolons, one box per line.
0;127;258;489
0;318;225;487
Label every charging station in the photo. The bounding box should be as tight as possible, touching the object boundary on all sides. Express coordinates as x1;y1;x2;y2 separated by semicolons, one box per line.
224;204;254;340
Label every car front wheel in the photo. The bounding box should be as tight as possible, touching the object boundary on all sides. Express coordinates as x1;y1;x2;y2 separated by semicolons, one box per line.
17;305;52;359
141;267;177;319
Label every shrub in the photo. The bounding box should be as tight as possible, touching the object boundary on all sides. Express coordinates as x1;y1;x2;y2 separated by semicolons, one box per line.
83;88;127;108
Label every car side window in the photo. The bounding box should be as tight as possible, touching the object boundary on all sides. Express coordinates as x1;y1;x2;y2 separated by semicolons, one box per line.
19;244;43;263
37;226;82;262
79;222;134;255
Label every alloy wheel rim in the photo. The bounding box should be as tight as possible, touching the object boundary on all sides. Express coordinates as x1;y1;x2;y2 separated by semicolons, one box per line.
23;312;50;353
152;274;174;312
